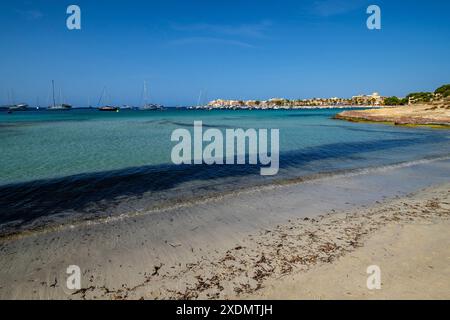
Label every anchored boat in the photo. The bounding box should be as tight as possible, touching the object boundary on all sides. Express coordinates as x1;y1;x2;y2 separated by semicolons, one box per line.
47;80;72;110
98;106;120;112
139;81;165;111
96;87;119;112
8;103;29;111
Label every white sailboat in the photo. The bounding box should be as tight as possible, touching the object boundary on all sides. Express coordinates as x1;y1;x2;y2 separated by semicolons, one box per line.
6;89;28;112
140;81;164;110
47;80;72;110
194;89;208;109
8;103;28;111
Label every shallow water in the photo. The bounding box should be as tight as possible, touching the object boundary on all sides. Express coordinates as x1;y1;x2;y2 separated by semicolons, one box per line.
0;108;449;235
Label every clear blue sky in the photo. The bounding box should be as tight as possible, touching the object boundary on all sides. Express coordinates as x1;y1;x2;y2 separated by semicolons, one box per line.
1;0;450;106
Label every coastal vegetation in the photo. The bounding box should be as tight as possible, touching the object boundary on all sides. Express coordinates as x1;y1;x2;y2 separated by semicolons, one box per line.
384;96;408;106
435;84;450;97
406;92;434;104
383;84;450;106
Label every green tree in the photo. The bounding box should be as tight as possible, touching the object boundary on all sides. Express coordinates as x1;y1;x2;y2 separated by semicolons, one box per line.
384;96;401;105
400;97;408;105
435;84;450;97
384;96;409;106
406;92;433;104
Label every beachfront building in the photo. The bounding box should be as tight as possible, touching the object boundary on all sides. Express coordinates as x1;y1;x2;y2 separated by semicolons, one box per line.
208;99;242;108
245;100;261;108
351;92;385;106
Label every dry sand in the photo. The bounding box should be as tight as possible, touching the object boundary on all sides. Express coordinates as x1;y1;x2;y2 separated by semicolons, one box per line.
0;161;449;300
249;220;450;300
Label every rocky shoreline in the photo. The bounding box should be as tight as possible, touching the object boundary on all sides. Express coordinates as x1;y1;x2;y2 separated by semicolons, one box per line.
335;103;450;127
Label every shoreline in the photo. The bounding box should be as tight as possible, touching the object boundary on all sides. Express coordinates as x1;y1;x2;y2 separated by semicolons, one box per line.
0;160;449;299
2;155;450;241
334;104;450;128
334;115;450;129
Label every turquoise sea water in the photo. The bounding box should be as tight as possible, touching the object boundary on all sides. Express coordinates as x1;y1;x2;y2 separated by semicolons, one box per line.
0;108;449;234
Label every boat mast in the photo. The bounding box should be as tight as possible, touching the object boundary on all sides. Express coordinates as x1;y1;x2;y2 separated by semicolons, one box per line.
197;90;203;106
52;80;56;108
97;86;106;108
143;80;149;106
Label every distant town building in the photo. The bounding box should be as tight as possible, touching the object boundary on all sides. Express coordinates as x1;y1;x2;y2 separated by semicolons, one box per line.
351;92;384;106
206;92;387;109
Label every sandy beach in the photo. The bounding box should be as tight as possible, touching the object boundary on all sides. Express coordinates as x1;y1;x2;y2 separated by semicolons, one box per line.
249;202;450;300
3;0;450;306
179;182;450;300
0;159;449;300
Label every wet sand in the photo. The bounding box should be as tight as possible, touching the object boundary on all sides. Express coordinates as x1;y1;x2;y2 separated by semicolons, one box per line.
0;159;449;299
